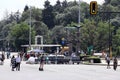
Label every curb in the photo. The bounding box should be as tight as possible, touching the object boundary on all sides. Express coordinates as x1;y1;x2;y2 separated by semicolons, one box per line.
82;63;120;66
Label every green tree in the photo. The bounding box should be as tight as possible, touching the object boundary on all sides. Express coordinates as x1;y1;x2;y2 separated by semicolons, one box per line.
104;0;111;5
110;0;120;7
54;0;62;13
62;0;68;8
80;19;98;52
68;0;77;7
42;0;55;29
0;21;16;50
10;23;35;51
51;25;66;44
96;21;110;51
112;28;120;56
55;2;89;26
24;5;29;12
21;7;42;23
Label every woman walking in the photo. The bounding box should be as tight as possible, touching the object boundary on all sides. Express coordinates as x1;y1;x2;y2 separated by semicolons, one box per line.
11;55;16;71
39;54;44;71
113;57;118;71
106;56;111;69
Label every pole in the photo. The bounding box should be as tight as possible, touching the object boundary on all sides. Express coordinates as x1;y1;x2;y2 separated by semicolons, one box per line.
76;0;81;55
78;0;80;26
29;6;32;50
109;13;112;58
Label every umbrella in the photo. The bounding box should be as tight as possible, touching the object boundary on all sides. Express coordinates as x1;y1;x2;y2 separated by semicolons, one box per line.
27;49;44;53
32;49;44;53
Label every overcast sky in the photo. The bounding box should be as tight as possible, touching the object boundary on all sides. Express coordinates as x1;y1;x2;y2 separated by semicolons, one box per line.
0;0;105;20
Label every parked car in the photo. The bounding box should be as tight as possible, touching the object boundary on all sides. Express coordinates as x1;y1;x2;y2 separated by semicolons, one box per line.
47;54;70;64
48;54;65;64
71;56;81;64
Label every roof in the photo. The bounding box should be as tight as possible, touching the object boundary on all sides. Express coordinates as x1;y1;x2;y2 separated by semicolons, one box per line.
21;44;61;47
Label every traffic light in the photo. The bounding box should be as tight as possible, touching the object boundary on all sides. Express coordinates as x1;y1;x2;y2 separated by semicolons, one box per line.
90;1;98;15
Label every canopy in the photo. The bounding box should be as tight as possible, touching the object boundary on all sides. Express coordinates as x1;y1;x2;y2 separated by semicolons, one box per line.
27;49;44;53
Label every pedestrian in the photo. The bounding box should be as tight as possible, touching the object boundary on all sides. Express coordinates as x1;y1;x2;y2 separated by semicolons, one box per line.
0;53;5;63
11;55;16;71
0;54;3;65
113;56;118;71
16;55;21;71
39;54;44;71
7;52;10;59
106;56;111;69
1;53;5;62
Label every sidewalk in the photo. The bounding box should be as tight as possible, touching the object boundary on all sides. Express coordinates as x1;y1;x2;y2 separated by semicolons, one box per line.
83;58;120;66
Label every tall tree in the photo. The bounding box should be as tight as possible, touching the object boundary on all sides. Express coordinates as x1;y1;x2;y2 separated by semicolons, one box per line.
24;5;29;12
54;0;62;13
68;0;77;7
42;0;55;29
62;0;68;8
110;0;120;7
104;0;111;5
10;23;35;51
112;28;120;56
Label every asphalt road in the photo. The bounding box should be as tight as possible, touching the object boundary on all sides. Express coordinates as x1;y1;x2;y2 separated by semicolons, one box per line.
0;59;120;80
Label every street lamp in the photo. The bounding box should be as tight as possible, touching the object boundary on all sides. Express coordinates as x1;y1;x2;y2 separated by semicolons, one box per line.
76;0;81;55
29;6;32;50
78;0;81;26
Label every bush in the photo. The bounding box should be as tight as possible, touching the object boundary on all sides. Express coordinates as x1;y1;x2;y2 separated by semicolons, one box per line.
79;54;90;61
87;56;101;63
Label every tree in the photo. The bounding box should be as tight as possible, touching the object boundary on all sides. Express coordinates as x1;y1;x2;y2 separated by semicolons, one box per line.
10;23;35;51
68;0;77;7
96;21;110;51
55;1;89;26
42;0;55;29
112;28;120;56
80;19;98;53
62;0;68;8
110;0;120;7
0;21;16;51
24;5;29;12
51;25;65;44
111;17;120;35
104;0;111;5
21;7;42;23
54;0;62;13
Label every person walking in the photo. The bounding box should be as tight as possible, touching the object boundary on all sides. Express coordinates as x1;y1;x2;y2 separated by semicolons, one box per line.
16;55;21;71
106;56;111;69
11;55;16;71
113;57;118;71
39;54;44;71
0;53;5;65
2;53;5;61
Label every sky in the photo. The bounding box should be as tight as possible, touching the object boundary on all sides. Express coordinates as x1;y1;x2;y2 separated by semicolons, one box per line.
0;0;105;20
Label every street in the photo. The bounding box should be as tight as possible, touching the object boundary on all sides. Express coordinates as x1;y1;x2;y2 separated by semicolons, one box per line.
0;59;120;80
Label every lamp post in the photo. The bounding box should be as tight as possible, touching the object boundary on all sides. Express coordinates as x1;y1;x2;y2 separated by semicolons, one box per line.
76;0;81;55
78;0;80;26
29;6;32;50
